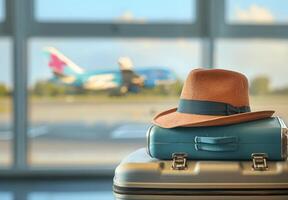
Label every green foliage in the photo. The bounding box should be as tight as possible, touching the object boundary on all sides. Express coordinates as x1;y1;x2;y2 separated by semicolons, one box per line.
141;80;183;96
169;80;183;96
31;79;184;97
33;80;67;96
250;76;270;95
0;83;9;96
271;87;288;95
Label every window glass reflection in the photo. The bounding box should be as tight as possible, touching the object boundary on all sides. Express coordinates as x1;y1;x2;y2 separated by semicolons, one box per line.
0;37;12;167
0;0;4;22
28;38;200;167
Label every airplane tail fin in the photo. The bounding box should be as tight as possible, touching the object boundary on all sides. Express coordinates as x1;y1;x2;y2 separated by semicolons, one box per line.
44;47;84;76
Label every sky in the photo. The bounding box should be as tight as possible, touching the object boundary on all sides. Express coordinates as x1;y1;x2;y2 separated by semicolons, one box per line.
1;0;288;89
35;0;194;23
227;0;288;24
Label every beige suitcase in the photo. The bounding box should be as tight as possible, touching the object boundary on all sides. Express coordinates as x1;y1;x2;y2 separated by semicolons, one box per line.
113;148;288;200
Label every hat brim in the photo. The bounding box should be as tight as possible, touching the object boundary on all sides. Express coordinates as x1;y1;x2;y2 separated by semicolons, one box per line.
152;108;274;128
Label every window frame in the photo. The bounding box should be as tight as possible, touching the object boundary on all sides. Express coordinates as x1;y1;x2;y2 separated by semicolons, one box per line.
1;0;288;177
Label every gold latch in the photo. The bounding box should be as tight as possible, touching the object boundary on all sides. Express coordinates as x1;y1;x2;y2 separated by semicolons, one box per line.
172;153;188;170
251;153;268;171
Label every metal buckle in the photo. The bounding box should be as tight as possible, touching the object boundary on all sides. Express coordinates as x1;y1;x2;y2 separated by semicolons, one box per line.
172;153;188;170
251;153;268;171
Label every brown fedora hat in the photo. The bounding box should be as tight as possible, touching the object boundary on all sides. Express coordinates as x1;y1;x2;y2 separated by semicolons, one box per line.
152;68;274;128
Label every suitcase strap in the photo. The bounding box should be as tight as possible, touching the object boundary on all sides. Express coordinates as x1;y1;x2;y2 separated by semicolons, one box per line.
195;143;238;152
195;136;238;152
195;136;238;144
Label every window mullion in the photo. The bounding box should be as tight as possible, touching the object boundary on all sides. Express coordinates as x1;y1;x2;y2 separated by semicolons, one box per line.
11;0;30;171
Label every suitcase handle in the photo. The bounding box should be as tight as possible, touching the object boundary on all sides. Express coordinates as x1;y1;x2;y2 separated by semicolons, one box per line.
195;143;238;152
195;136;238;144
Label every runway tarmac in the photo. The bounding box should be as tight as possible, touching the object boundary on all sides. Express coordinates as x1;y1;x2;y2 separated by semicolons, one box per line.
0;95;287;167
0;122;149;140
0;121;149;167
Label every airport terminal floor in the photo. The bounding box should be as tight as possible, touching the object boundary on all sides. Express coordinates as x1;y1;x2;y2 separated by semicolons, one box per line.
0;178;114;200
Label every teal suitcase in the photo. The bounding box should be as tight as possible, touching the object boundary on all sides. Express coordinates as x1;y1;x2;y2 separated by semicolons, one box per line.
147;117;288;161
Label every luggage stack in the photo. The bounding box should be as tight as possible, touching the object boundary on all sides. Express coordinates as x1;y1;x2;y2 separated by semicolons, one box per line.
113;69;288;199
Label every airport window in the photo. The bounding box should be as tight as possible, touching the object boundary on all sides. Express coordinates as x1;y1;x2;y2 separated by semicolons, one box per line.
226;0;288;24
0;0;288;176
35;0;195;23
215;39;288;121
0;38;12;168
0;0;4;22
28;38;201;167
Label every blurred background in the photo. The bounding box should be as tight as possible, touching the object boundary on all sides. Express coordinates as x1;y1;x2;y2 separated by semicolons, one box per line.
0;0;288;199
